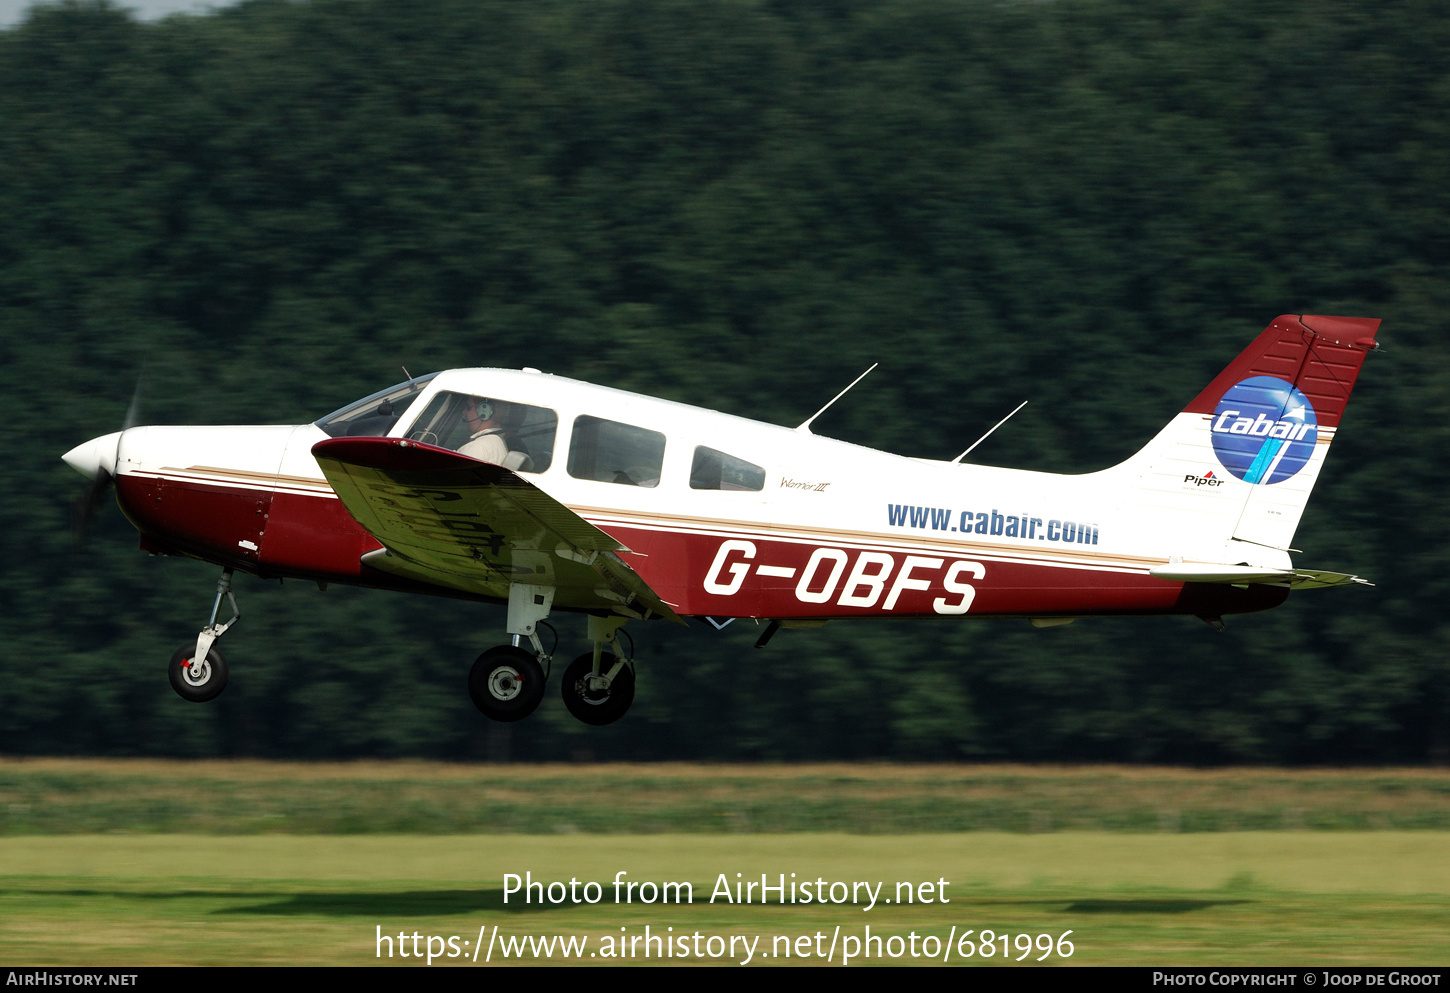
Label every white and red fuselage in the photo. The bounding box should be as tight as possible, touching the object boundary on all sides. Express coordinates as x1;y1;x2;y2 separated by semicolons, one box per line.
64;315;1380;626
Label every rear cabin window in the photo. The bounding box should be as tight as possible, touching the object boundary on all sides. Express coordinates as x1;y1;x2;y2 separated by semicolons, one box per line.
690;447;766;491
405;391;557;473
567;416;666;487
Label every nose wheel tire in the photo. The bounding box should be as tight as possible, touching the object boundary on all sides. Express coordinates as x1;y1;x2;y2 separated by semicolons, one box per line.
468;646;546;722
168;644;229;702
560;652;635;726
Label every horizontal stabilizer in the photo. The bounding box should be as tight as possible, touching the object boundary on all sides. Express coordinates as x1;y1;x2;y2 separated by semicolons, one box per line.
1280;569;1375;590
1150;564;1372;589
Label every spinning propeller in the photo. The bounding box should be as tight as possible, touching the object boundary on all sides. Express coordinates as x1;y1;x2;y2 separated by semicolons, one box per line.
65;379;142;549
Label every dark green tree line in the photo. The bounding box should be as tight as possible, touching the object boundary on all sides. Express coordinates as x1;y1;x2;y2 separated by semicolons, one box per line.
1;0;1446;762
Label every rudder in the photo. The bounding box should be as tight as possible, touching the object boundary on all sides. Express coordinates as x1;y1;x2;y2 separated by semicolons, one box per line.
1113;314;1380;564
1183;314;1381;430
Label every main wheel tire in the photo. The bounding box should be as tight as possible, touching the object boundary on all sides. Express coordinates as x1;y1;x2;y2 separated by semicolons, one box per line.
468;646;545;722
560;652;635;726
168;643;229;702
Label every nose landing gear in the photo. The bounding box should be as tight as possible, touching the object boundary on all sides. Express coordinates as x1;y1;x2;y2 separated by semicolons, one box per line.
169;643;228;702
169;568;238;702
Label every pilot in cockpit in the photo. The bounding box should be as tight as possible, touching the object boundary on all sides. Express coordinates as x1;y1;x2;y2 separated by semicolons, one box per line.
457;397;532;470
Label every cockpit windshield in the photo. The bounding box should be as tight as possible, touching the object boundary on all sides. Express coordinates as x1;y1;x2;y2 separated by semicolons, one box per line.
315;374;439;438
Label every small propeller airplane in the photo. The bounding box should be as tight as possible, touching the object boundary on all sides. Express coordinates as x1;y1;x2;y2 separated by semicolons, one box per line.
63;314;1380;726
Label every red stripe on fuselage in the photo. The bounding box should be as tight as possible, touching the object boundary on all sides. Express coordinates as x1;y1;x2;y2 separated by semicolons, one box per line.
116;472;1285;618
599;525;1286;618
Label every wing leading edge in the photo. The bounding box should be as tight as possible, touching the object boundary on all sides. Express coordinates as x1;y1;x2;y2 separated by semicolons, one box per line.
311;437;683;623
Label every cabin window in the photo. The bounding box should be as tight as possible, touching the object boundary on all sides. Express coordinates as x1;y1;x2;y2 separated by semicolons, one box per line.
315;374;439;438
567;416;665;487
405;391;557;473
690;447;766;491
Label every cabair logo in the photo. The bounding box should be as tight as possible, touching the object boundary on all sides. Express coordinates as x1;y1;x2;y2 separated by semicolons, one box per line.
1210;376;1318;485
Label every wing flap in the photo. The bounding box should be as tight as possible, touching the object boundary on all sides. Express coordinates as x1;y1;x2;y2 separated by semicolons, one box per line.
313;437;683;622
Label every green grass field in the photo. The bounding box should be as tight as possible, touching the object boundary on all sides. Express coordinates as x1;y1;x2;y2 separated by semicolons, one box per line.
1;761;1447;966
4;759;1449;834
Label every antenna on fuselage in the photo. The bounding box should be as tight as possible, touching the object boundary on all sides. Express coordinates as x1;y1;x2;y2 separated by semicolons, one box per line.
952;400;1028;463
795;363;878;434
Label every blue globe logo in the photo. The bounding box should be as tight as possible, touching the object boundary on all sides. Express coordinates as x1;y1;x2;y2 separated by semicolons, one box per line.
1210;376;1318;485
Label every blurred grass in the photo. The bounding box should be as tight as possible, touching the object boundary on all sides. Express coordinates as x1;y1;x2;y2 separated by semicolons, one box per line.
2;759;1448;834
2;833;1447;965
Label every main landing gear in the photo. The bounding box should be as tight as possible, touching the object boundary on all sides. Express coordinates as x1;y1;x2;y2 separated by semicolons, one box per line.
467;585;637;726
469;645;547;722
559;616;635;727
169;568;238;702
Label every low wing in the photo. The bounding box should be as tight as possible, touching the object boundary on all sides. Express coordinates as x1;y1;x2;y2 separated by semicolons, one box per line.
312;437;683;622
1149;563;1372;589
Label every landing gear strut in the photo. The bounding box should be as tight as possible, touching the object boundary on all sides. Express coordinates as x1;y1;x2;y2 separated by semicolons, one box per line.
559;615;635;726
169;568;238;702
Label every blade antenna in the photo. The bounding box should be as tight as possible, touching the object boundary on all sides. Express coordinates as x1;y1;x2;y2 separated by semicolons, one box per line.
795;363;878;434
952;400;1028;463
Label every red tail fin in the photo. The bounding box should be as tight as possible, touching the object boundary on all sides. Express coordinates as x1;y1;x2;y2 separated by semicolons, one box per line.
1184;314;1380;429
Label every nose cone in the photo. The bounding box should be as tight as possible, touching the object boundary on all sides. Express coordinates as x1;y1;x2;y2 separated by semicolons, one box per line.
62;431;122;480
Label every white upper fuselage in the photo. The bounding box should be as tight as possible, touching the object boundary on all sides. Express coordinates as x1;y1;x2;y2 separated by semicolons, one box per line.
64;366;1312;624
